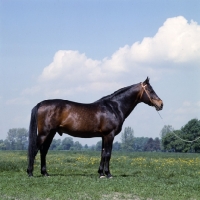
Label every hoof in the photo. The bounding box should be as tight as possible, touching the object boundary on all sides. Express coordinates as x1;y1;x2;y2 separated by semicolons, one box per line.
107;174;113;179
27;169;33;177
42;172;50;177
43;174;50;177
27;172;33;177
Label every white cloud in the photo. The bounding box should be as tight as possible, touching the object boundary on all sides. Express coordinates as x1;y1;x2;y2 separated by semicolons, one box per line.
129;16;200;64
23;16;200;98
6;97;30;105
39;50;102;82
174;101;200;115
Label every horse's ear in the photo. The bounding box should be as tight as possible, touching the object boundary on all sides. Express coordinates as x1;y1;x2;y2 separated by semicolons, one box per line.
143;77;150;85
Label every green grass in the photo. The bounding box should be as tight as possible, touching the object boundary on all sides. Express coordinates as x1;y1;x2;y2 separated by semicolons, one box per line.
0;151;200;200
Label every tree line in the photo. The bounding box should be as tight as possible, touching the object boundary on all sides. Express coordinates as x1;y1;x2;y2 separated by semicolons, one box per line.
0;127;160;151
161;119;200;153
0;118;199;152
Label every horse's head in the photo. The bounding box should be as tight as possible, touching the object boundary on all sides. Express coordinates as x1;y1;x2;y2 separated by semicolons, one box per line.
140;77;163;111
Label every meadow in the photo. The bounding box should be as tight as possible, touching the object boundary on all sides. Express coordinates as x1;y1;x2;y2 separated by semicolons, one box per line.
0;151;200;200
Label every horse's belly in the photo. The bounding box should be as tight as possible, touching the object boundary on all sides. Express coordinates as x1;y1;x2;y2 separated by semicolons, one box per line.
65;131;102;138
57;126;102;138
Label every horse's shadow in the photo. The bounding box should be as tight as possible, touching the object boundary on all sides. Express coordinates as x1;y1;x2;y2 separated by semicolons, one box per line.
33;173;135;178
34;173;96;178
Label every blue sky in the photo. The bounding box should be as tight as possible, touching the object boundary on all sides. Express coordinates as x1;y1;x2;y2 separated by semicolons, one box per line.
1;0;200;145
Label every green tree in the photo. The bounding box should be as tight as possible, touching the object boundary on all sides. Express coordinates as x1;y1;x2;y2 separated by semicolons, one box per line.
73;141;82;151
7;129;16;150
113;141;121;151
50;139;62;150
162;119;200;153
160;125;174;150
144;138;154;151
143;138;161;152
95;141;102;151
160;125;174;138
154;137;161;151
3;139;11;150
162;130;185;152
0;140;6;150
62;137;74;150
6;128;28;150
90;145;95;151
133;137;149;151
84;144;88;149
121;127;134;151
181;119;200;152
16;128;28;150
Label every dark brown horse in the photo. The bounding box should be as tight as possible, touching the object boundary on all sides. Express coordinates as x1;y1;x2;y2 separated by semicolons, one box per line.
27;77;163;178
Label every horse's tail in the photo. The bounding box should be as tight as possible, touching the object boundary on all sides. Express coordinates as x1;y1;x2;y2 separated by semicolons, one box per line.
27;104;39;176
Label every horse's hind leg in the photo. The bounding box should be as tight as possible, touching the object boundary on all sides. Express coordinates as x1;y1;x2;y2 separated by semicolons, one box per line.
38;130;56;176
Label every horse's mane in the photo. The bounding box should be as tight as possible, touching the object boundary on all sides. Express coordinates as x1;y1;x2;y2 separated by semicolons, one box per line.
95;85;133;102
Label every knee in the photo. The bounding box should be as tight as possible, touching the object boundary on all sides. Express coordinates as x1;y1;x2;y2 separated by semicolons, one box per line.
105;152;111;160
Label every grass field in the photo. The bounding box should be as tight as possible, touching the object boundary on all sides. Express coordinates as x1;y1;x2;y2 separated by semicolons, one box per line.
0;151;200;200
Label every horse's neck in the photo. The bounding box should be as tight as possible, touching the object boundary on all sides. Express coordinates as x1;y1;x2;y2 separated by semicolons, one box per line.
111;84;140;119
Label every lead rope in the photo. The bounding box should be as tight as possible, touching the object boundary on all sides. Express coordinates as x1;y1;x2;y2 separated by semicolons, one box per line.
156;111;200;143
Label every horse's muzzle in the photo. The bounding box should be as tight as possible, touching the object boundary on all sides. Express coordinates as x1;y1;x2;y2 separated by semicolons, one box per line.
152;100;163;111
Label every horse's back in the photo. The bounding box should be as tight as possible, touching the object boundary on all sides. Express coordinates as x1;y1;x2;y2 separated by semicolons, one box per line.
37;99;95;125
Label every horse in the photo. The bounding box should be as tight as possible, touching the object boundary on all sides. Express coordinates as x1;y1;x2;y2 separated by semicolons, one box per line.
27;77;163;178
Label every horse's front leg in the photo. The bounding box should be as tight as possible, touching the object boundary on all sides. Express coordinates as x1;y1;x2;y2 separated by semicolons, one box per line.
102;133;114;178
98;138;106;178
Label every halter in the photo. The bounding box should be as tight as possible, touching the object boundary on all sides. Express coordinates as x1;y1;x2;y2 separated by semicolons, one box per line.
139;83;154;105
